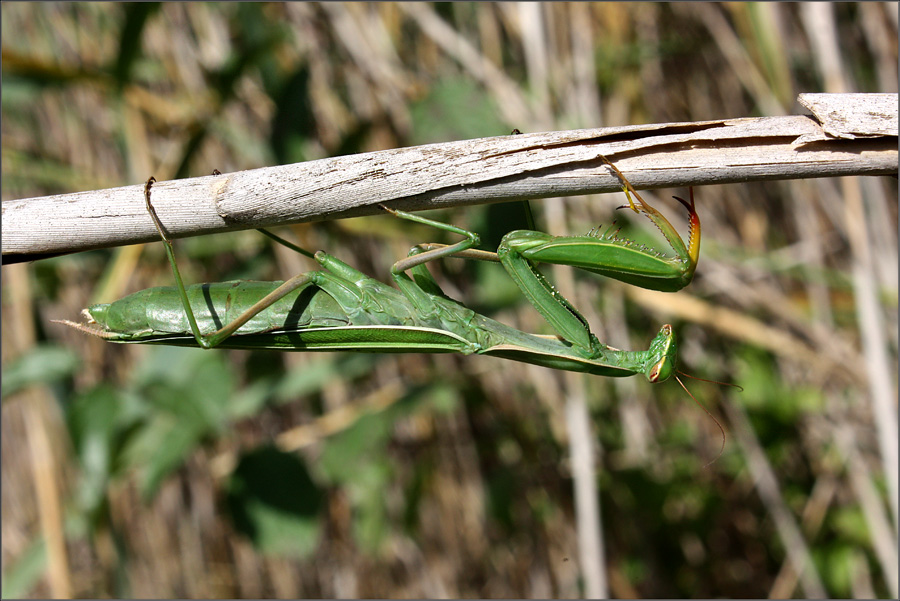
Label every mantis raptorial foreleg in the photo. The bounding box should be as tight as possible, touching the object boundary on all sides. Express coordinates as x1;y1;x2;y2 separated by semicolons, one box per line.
383;158;701;358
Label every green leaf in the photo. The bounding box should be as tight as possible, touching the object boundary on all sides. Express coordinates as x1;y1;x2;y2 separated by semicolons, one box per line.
226;378;276;420
349;460;393;553
317;408;395;485
133;418;206;500
225;446;323;558
274;354;375;402
821;544;857;598
0;536;46;599
317;384;456;485
113;3;161;88
409;76;507;144
127;346;237;498
66;385;135;521
134;346;234;432
1;345;79;398
316;384;458;553
832;506;870;544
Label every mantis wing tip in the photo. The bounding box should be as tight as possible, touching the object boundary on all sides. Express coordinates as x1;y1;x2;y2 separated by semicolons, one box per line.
51;318;117;339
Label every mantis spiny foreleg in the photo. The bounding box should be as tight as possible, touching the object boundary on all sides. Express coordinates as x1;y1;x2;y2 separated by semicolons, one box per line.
383;157;700;359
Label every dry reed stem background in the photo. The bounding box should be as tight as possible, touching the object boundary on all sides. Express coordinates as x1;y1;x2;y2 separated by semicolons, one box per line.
2;3;897;598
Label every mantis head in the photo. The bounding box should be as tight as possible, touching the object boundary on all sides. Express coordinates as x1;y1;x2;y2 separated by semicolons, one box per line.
645;324;677;383
646;324;740;467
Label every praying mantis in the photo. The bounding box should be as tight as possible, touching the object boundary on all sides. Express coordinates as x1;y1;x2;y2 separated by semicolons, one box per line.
59;158;701;386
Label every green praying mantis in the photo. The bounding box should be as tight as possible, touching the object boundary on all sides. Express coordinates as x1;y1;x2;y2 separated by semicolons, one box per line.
59;158;705;387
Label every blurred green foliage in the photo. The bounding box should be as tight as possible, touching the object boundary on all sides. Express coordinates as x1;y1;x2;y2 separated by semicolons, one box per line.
226;446;323;558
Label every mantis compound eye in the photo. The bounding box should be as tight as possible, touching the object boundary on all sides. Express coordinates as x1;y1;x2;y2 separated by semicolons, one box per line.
645;324;676;383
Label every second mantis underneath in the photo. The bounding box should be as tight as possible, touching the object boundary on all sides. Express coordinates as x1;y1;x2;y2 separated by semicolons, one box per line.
60;158;701;385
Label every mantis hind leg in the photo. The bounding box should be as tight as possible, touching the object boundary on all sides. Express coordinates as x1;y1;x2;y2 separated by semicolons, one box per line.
144;177;370;348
